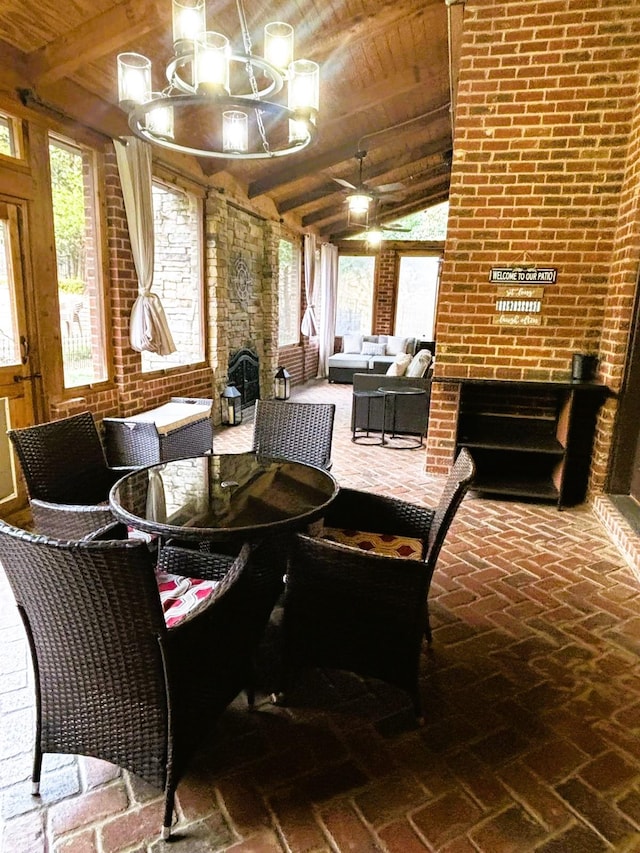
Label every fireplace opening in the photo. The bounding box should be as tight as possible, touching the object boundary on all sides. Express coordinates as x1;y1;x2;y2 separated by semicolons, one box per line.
228;348;260;408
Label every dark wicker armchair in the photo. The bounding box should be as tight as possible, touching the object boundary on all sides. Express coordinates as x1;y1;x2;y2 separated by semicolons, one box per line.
252;399;336;470
0;520;259;840
280;448;476;719
8;411;128;538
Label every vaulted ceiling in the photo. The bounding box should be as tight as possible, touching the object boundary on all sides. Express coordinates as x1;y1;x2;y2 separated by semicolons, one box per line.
0;0;464;239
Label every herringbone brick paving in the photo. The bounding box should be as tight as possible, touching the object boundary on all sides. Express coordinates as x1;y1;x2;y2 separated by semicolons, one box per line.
1;380;639;852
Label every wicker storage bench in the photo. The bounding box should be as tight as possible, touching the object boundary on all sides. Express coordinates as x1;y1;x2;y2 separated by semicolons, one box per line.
103;397;213;467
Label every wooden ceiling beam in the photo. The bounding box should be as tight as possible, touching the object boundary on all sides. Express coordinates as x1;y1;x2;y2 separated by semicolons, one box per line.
25;0;163;86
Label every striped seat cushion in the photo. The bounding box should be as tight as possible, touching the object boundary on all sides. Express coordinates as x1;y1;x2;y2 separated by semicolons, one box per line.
322;526;423;560
156;571;219;628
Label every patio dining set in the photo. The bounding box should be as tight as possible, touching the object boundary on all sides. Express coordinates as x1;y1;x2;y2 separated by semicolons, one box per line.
1;400;475;841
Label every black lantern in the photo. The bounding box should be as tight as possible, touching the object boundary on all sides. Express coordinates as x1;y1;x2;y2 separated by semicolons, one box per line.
221;385;242;426
274;366;291;400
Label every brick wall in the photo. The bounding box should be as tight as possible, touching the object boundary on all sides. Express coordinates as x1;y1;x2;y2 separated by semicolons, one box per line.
428;0;640;477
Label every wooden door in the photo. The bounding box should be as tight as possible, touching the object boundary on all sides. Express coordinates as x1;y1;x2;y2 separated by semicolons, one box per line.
0;201;39;522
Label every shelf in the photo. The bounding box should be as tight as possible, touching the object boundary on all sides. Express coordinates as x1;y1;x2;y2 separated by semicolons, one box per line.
470;474;559;501
458;430;564;454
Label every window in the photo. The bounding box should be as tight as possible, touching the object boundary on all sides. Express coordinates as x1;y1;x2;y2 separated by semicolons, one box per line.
142;182;204;372
394;255;441;339
278;238;300;347
49;135;108;387
336;255;376;335
0;113;19;159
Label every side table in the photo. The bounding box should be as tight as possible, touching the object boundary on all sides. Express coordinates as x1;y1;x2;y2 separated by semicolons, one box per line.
352;390;384;444
378;386;427;449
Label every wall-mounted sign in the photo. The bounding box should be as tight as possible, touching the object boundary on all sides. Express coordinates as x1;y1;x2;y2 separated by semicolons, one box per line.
489;267;557;284
493;313;542;326
495;299;541;313
496;286;544;300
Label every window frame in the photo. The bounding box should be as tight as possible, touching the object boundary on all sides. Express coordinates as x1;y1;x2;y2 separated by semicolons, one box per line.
393;251;442;341
140;177;206;375
277;236;301;348
335;251;378;337
48;131;112;390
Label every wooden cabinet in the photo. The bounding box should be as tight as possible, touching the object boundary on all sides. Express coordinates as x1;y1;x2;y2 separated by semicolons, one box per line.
452;379;607;508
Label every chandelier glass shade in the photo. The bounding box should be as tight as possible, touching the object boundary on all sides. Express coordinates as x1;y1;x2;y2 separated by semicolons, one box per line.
117;0;319;159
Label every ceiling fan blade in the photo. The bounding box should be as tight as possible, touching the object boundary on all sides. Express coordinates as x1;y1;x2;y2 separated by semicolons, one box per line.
376;181;406;193
381;224;412;231
333;177;357;190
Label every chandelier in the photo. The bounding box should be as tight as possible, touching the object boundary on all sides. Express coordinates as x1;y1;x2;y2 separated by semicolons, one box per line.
117;0;319;159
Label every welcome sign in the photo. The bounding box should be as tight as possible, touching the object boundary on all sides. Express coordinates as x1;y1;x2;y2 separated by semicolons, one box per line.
489;267;557;284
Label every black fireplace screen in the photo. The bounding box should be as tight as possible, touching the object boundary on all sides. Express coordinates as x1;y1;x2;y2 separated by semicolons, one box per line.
228;348;260;408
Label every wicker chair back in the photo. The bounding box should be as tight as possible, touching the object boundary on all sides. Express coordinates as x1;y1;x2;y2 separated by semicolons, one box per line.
0;520;254;839
252;400;336;470
8;411;115;505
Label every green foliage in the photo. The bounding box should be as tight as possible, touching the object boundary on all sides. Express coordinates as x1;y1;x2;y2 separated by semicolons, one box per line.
49;141;85;279
59;278;85;294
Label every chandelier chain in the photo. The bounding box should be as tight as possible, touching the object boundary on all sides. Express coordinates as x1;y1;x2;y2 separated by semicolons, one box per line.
236;0;271;153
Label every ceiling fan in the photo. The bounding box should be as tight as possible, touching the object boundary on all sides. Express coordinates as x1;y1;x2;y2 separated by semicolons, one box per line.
333;150;407;203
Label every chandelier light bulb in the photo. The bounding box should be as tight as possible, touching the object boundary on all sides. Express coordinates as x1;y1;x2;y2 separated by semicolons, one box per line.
223;110;248;152
194;32;230;95
172;0;206;51
117;53;151;106
147;95;174;139
288;59;320;114
264;22;294;71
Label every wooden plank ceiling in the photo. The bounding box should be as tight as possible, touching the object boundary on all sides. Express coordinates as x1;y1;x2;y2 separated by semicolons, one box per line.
0;0;463;239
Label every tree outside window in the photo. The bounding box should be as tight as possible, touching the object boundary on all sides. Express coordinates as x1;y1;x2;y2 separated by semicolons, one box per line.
49;135;107;388
336;255;376;335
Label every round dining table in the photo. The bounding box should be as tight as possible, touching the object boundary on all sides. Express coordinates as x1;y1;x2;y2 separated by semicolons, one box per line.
109;452;339;544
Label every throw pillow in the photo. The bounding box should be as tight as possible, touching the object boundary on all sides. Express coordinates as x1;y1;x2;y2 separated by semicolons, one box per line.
361;341;387;356
342;333;363;354
386;353;412;376
406;349;432;378
385;335;409;356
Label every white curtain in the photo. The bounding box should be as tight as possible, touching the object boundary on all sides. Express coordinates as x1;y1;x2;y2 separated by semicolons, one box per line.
316;243;339;379
301;233;318;337
113;137;176;356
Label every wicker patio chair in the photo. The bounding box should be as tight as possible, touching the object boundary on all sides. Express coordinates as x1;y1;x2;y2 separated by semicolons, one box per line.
0;520;259;840
252;399;336;470
280;448;476;719
8;411;129;539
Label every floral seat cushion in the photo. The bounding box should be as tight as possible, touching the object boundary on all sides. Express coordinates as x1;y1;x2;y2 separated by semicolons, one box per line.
322;526;424;560
156;571;219;628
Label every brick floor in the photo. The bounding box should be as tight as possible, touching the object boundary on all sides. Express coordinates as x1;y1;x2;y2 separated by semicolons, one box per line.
1;380;640;852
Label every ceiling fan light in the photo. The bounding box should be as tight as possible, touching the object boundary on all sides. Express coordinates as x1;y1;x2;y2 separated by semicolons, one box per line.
264;22;294;71
347;193;372;214
223;110;248;152
117;53;151;107
172;0;206;53
194;32;230;95
366;227;383;245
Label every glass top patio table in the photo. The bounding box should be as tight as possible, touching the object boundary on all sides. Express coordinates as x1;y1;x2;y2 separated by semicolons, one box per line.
109;452;339;543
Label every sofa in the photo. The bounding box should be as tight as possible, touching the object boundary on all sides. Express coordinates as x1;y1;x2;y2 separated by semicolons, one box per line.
328;334;417;383
351;371;432;439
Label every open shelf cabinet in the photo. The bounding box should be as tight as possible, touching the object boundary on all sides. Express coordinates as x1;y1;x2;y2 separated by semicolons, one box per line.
452;379;607;508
